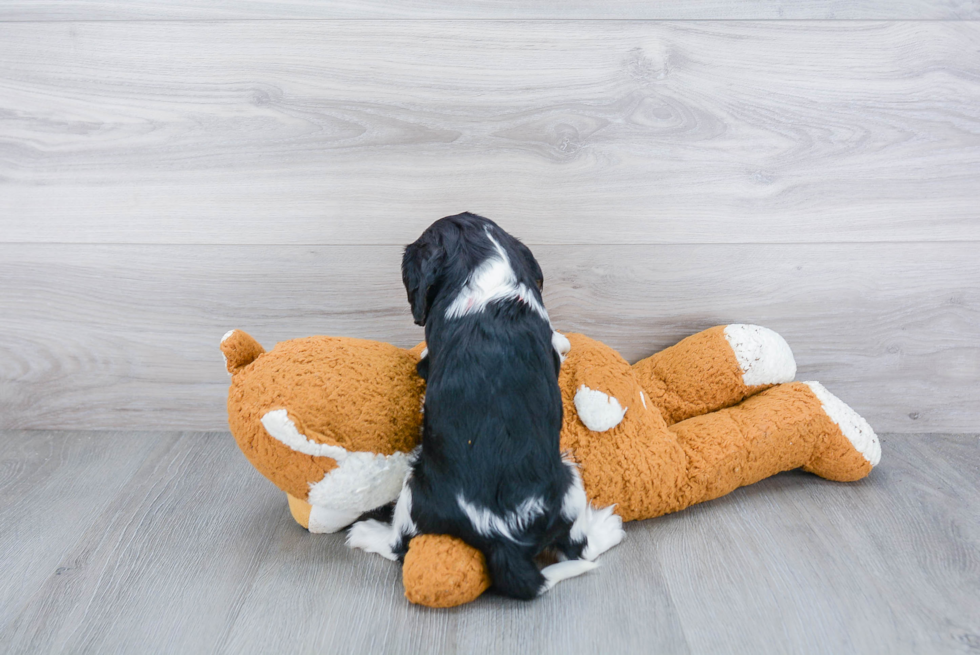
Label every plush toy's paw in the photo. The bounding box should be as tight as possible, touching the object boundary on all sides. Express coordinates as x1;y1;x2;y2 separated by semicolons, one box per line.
287;493;313;529
723;324;797;387
802;381;881;481
402;534;491;608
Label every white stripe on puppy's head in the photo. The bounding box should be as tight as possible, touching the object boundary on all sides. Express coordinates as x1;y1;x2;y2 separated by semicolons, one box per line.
445;227;549;323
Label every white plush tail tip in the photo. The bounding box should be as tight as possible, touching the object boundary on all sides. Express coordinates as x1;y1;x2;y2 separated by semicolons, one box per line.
540;559;598;592
724;324;797;386
803;381;881;467
574;385;627;432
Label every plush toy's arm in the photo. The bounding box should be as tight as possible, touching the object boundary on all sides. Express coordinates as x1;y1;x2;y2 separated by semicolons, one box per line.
631;325;797;425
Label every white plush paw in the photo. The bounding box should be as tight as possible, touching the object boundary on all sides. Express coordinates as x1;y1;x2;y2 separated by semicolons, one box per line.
804;381;881;467
574;386;627;432
346;519;399;561
724;324;797;386
582;505;625;561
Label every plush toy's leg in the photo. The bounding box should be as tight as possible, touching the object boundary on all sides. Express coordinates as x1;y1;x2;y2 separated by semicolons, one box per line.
287;493;312;529
662;381;880;514
632;325;797;425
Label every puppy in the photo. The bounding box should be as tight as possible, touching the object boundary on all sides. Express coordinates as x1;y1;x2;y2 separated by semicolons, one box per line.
348;212;623;599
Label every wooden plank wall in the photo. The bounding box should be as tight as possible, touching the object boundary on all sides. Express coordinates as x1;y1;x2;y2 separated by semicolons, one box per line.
0;5;978;432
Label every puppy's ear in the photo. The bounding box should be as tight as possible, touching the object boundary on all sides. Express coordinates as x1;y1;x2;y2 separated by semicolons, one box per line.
513;239;544;292
402;239;444;326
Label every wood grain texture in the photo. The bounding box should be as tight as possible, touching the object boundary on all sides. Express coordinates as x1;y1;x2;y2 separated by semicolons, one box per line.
650;432;980;654
1;431;976;654
0;0;977;20
1;431;288;654
1;242;976;433
0;431;181;637
1;21;978;245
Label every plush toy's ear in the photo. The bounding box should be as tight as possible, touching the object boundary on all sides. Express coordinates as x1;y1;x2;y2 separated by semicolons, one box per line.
402;236;445;327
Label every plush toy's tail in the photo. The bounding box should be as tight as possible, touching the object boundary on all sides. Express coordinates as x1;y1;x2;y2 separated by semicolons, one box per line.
220;329;265;375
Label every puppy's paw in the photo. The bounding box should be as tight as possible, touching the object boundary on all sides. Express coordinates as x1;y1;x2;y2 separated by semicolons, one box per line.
347;519;398;561
582;505;625;561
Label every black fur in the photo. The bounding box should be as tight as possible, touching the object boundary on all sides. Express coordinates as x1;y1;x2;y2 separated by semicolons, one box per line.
396;212;583;599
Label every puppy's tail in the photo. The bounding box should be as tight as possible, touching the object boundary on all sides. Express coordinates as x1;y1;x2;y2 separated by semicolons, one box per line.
485;545;597;600
220;329;265;375
486;545;546;600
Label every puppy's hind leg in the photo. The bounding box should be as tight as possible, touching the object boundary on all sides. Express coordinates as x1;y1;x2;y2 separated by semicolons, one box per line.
347;476;417;560
559;462;625;561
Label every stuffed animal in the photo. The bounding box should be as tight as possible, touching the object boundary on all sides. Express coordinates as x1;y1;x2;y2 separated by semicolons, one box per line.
221;324;879;607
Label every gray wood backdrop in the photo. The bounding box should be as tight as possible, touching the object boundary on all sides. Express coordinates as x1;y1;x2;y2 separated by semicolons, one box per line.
1;3;978;433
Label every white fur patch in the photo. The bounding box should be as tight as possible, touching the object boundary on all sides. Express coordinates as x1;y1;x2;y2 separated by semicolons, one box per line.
306;449;417;512
456;494;545;543
261;409;417;518
723;324;797;387
540;559;598;592
804;381;881;467
260;409;348;459
552;331;571;364
561;462;625;561
391;480;418;540
573;386;627;432
444;228;550;323
220;329;236;344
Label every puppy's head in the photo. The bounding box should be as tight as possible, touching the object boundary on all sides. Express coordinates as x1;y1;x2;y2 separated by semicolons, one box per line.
402;213;543;327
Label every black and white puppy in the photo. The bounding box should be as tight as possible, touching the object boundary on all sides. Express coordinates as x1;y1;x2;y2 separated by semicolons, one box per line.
348;212;623;599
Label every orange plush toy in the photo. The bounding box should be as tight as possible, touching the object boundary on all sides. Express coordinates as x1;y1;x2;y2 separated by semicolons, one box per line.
221;324;879;608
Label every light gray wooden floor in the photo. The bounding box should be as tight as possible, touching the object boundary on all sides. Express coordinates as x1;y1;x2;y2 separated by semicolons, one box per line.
1;430;977;655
